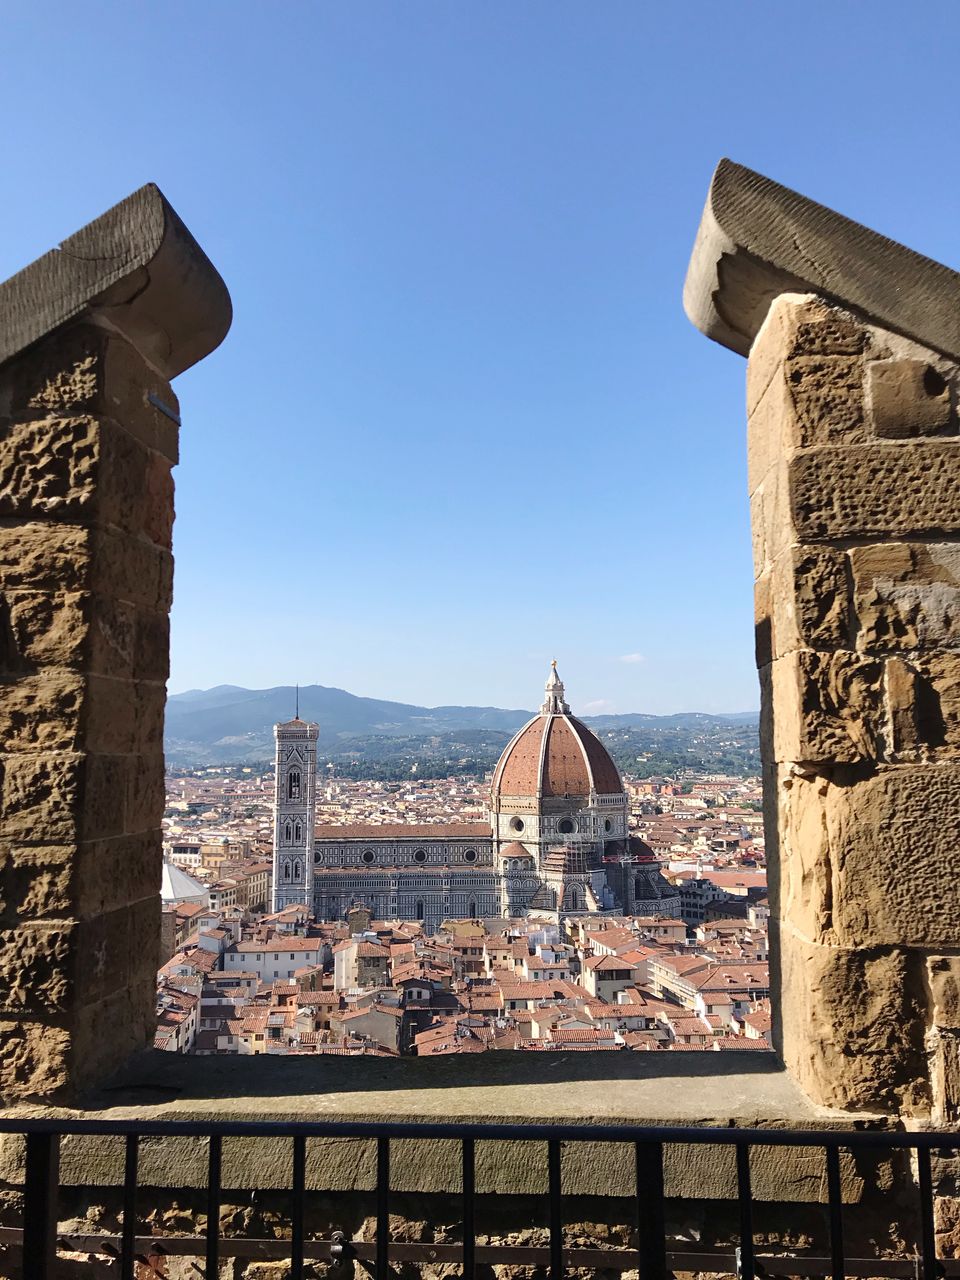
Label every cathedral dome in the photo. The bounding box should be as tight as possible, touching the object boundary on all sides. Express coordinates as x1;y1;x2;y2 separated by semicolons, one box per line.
491;663;624;799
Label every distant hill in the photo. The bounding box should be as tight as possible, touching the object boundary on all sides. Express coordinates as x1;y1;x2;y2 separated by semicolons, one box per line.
164;683;759;774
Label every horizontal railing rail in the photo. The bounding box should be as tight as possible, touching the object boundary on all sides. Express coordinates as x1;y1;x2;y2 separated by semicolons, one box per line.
1;1118;956;1280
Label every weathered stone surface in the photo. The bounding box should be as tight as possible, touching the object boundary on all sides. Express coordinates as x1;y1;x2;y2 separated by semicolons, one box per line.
790;442;960;541
0;522;90;592
826;765;960;948
76;897;159;1005
76;832;160;921
0;844;72;922
0;921;72;1011
0;323;181;461
0;414;173;548
928;957;960;1028
0;753;126;843
852;543;960;652
762;651;883;764
756;548;850;666
0;670;85;752
774;769;832;945
786;355;866;446
125;750;166;834
866;358;955;439
883;653;960;759
0;1019;69;1097
779;931;927;1113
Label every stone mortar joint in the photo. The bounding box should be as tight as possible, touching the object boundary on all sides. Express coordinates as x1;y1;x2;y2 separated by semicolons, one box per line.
684;158;960;362
0;183;232;379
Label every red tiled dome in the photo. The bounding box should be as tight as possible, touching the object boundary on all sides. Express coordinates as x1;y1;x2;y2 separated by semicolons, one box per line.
492;712;623;798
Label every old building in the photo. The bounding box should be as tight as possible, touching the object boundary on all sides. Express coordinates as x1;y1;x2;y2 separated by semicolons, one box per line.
273;663;681;929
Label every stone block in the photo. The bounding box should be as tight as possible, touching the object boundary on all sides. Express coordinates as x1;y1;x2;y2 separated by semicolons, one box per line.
0;415;172;547
928;957;960;1028
866;358;955;439
786;355;866;446
133;609;169;682
0;921;72;1012
3;592;87;673
93;527;174;612
0;752;126;843
757;548;850;666
0;323;180;461
884;653;960;759
75;896;159;1005
762;651;883;764
0;1019;69;1098
825;764;960;948
71;974;158;1090
775;770;832;945
0;670;85;752
779;930;927;1113
0;844;73;923
852;543;960;652
124;750;166;836
746;295;867;419
76;832;160;921
0;521;91;593
790;442;960;542
750;460;793;577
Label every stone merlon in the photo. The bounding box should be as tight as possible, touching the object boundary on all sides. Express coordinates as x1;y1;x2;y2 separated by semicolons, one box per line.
0;183;232;379
684;158;960;363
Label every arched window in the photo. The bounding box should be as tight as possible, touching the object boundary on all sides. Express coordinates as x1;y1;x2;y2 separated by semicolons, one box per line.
283;863;291;881
416;900;424;921
288;769;301;801
294;860;302;880
295;823;302;843
284;822;292;842
469;899;477;918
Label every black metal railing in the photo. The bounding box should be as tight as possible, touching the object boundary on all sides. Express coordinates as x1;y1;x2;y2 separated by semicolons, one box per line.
0;1117;957;1280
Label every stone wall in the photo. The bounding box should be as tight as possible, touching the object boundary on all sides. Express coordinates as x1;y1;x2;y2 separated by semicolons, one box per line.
0;323;180;1099
750;292;960;1116
0;184;230;1103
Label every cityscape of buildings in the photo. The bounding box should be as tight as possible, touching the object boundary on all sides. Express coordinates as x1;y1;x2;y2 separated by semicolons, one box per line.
158;667;769;1057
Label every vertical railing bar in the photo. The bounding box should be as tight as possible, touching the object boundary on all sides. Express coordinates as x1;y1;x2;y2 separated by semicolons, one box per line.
23;1131;59;1280
376;1136;390;1280
462;1137;475;1280
736;1141;755;1280
826;1144;845;1280
635;1140;667;1280
548;1139;563;1280
291;1134;306;1280
917;1146;938;1280
121;1134;139;1280
206;1134;221;1279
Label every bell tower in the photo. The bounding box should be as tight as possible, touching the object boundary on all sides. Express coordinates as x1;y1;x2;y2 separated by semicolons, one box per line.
271;709;320;912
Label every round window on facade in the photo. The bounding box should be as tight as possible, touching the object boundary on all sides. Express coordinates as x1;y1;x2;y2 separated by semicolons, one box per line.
361;850;375;865
558;818;575;835
604;819;612;833
463;849;477;863
414;849;427;863
510;817;525;833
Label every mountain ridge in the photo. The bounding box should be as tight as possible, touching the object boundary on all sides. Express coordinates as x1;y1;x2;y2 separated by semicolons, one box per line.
164;682;758;769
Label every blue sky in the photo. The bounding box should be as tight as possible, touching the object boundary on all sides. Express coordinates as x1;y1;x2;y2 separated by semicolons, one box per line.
2;4;958;714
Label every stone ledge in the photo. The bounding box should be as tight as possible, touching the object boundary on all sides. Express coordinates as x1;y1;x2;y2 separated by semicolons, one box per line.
684;159;960;363
0;185;231;379
0;1050;898;1203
